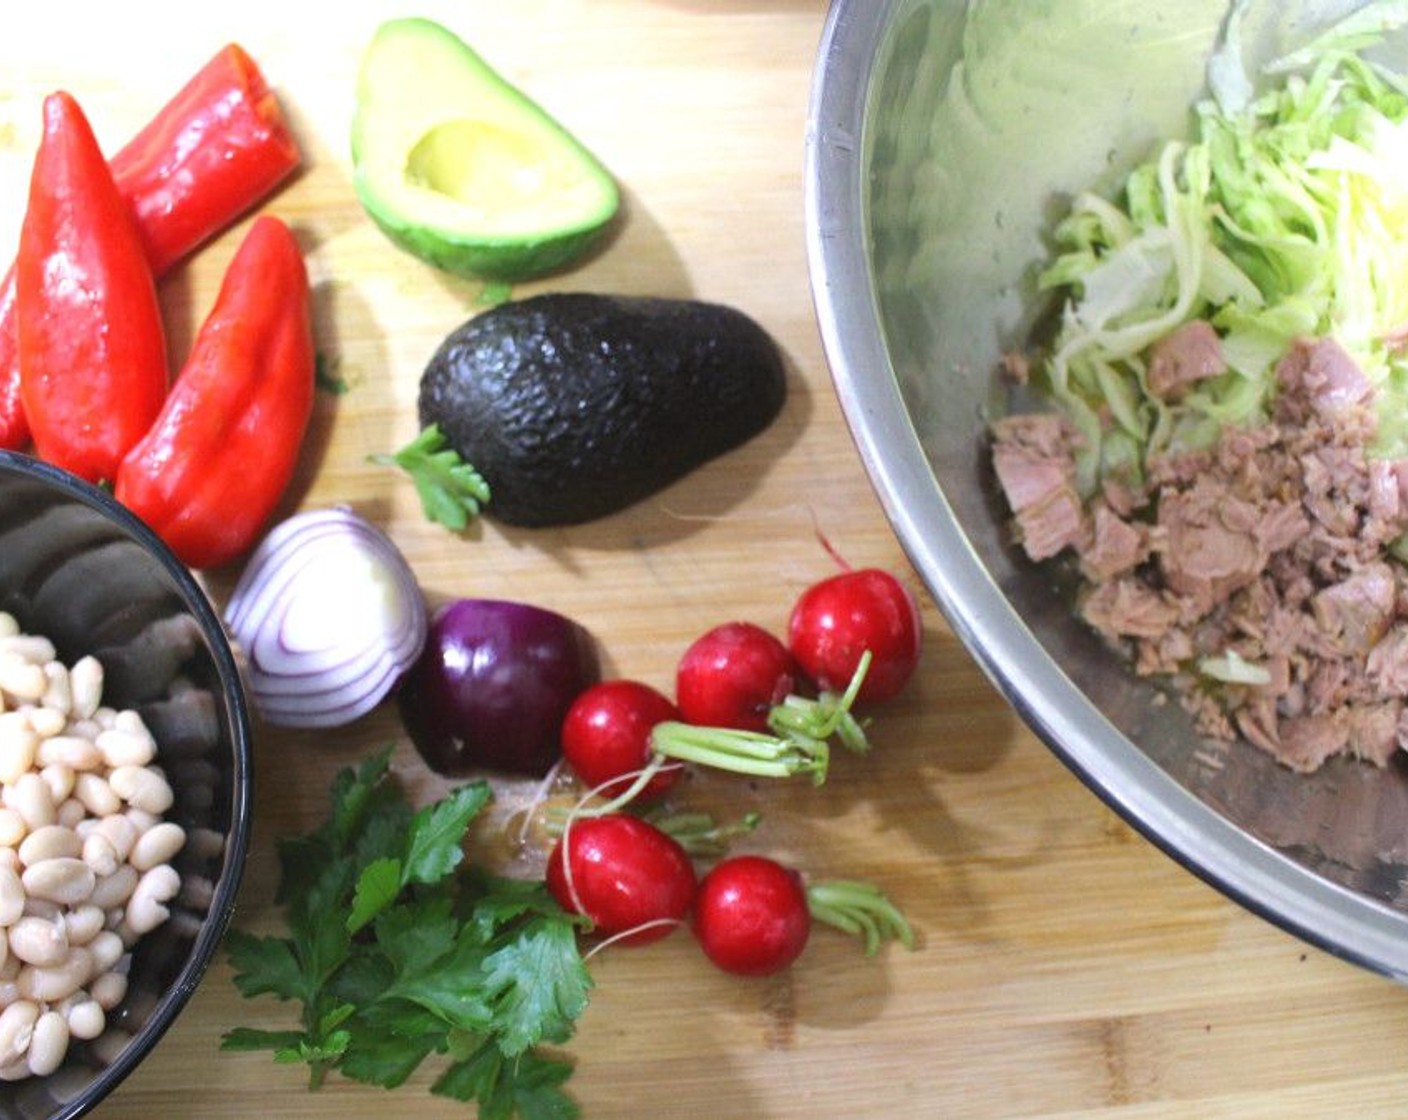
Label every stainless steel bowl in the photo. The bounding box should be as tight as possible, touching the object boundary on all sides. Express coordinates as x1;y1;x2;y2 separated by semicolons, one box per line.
0;451;252;1118
806;0;1408;979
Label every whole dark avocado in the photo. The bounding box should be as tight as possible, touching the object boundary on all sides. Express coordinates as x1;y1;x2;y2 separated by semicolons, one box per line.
418;293;788;526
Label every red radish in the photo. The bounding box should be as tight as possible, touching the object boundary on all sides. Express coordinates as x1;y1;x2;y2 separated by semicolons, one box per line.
676;621;796;732
788;568;922;702
562;680;682;800
546;814;696;946
692;855;811;976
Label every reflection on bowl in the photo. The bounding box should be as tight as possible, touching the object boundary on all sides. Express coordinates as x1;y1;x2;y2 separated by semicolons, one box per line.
806;0;1408;979
0;450;251;1118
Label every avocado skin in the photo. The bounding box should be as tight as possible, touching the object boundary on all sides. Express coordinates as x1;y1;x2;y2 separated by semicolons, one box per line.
366;212;614;284
419;293;787;527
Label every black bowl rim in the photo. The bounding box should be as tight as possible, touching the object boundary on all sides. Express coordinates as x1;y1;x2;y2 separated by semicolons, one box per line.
0;450;254;1117
803;0;1408;983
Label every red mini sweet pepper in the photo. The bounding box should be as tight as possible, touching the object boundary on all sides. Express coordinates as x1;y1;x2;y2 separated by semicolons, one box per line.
0;44;301;451
15;91;169;485
115;214;314;570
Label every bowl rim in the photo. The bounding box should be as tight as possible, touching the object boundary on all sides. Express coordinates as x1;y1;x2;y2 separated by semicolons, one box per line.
803;0;1408;983
0;449;254;1116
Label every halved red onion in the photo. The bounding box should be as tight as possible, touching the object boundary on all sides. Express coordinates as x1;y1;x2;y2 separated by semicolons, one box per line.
224;507;427;728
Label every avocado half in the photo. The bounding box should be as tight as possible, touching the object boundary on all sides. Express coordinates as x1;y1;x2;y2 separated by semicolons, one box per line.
351;18;620;282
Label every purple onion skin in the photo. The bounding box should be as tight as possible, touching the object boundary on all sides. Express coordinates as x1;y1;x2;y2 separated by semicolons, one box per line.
398;598;601;777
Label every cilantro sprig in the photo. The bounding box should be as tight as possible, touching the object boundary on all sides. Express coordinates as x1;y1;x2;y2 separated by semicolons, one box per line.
222;745;592;1120
372;424;491;531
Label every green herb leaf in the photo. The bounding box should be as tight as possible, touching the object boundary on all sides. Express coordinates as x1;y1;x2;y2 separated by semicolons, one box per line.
225;929;309;1004
338;1020;439;1089
433;1040;579;1120
481;917;592;1055
371;423;491;531
347;857;402;934
223;748;588;1119
404;781;492;885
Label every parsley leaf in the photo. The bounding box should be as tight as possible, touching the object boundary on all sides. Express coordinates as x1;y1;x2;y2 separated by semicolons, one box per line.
406;782;493;885
433;1041;579;1120
222;746;591;1117
371;424;491;531
482;918;591;1054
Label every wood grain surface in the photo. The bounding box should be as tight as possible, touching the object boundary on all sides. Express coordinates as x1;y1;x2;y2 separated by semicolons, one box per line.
4;2;1408;1117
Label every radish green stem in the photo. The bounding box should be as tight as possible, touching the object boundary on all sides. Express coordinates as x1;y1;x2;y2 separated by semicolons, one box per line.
806;879;916;955
647;653;878;785
650;721;830;784
646;809;762;857
768;651;872;754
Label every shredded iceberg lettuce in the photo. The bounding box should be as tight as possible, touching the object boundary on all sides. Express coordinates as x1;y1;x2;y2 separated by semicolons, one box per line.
1035;1;1408;495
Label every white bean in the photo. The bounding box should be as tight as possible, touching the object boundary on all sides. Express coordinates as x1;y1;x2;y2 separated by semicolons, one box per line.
25;1010;67;1076
129;823;186;873
87;931;123;975
0;809;25;849
0;714;38;785
68;658;103;721
38;764;74;806
72;774;121;818
66;718;100;742
22;859;94;908
38;664;70;720
18;947;92;1004
0;623;191;1083
0;637;55;665
125;865;180;935
55;798;86;830
0;867;23;927
8;917;67;967
62;905;103;947
81;834;119;879
64;999;103;1041
95;728;156;769
36;735;102;772
122;807;160;836
109;767;173;816
20;898;57;921
26;703;65;740
89;970;126;1012
88;866;138;912
0;1001;38;1063
0;657;46;703
95;815;137;861
5;773;55;831
18;825;80;867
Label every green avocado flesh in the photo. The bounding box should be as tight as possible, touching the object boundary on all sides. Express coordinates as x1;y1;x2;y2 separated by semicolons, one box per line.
419;293;788;527
352;18;620;282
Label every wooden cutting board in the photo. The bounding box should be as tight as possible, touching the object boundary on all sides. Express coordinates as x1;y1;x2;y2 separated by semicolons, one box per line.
5;2;1408;1117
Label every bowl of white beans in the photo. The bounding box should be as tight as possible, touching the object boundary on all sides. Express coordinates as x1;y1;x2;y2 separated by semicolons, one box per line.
0;450;252;1118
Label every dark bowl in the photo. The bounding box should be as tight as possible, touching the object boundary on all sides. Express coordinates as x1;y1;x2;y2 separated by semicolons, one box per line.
806;0;1408;980
0;450;252;1118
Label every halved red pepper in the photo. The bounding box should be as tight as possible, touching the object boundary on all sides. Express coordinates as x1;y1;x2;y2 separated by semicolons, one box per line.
0;44;301;451
115;215;314;570
110;43;301;275
16;91;169;484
